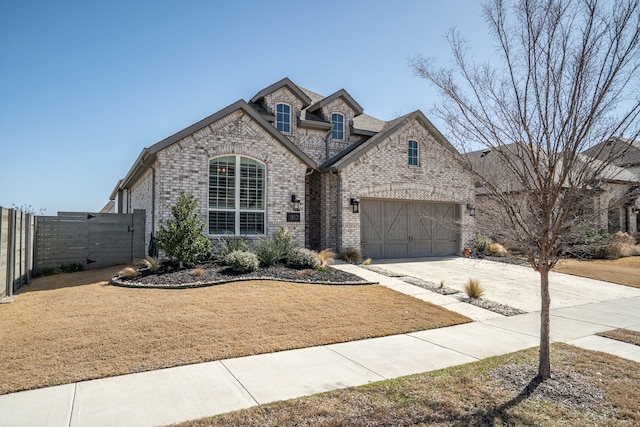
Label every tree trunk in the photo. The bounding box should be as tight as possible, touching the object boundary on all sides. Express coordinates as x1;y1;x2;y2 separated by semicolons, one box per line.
538;265;551;379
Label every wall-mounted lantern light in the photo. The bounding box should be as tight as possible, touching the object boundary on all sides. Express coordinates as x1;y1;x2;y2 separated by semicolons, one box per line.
350;198;360;214
290;194;301;211
466;203;476;217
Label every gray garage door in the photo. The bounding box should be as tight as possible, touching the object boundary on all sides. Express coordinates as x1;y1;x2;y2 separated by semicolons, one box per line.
360;200;460;258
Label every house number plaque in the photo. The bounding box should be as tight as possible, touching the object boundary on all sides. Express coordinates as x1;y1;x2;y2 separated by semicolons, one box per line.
286;212;301;222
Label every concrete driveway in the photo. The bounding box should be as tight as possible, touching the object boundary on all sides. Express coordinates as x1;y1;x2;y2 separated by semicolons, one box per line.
371;257;640;313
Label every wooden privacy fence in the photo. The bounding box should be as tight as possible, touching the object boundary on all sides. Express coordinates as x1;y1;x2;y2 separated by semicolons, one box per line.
0;207;36;299
35;210;146;273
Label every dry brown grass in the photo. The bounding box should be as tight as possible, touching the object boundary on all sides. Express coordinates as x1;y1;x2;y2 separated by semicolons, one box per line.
555;256;640;288
0;266;470;395
176;343;640;426
598;328;640;346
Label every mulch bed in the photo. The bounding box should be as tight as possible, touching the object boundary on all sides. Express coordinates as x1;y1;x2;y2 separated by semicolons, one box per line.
113;263;374;288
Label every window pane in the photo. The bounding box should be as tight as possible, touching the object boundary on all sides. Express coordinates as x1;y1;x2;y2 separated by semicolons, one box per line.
209;156;236;208
408;140;419;166
276;103;291;133
209;211;235;235
240;212;264;235
331;113;344;140
240;158;265;210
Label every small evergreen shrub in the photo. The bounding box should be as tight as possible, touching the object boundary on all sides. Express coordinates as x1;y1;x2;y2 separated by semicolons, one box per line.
224;250;259;273
255;227;292;267
287;248;320;269
575;227;610;245
473;233;492;255
464;278;485;299
155;191;212;268
213;236;249;261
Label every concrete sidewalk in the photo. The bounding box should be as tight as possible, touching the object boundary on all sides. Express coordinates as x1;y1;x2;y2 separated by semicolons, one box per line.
1;261;639;427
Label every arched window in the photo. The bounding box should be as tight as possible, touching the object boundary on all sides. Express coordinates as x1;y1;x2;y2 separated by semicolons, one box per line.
331;113;344;140
276;103;291;133
209;156;265;235
408;140;419;166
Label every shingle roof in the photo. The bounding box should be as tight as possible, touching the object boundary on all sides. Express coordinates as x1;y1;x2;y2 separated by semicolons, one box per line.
583;137;640;168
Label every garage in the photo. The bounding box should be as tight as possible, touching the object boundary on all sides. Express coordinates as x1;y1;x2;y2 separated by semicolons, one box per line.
360;200;460;258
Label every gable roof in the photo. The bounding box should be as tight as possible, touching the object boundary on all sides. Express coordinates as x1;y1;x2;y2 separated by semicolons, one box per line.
466;142;639;195
325;110;459;170
583;137;640;168
306;88;364;116
249;77;312;108
114;99;316;192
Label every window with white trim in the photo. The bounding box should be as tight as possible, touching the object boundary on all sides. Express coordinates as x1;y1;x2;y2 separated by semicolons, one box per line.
275;103;291;133
408;140;419;166
209;155;265;235
331;113;344;140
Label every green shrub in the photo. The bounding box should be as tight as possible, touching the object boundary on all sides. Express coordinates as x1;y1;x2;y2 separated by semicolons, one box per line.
155;191;212;268
255;227;292;267
473;233;492;255
464;278;485;299
224;250;259;273
59;262;84;273
213;236;249;261
287;248;320;269
575;227;610;245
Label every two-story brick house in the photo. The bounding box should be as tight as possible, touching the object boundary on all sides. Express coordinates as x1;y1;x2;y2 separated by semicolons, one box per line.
109;78;476;258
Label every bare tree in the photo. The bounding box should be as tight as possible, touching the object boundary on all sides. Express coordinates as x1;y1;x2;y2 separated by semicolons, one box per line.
411;0;640;380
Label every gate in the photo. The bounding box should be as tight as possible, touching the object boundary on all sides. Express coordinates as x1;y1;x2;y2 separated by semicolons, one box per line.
35;210;145;271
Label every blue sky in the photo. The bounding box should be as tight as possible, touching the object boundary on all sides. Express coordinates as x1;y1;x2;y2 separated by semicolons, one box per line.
1;0;493;215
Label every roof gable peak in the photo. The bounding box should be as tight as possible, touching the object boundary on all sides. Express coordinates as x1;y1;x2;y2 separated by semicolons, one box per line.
306;88;364;116
249;77;312;107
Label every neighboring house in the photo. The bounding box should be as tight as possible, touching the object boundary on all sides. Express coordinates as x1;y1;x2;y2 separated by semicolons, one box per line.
582;137;640;233
467;142;640;238
109;78;476;258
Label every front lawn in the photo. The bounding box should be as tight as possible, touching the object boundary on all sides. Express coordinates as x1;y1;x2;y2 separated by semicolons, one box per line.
554;256;640;288
0;265;470;395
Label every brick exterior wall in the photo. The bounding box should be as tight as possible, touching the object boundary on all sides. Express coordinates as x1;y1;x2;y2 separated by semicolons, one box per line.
126;109;309;247
337;117;475;253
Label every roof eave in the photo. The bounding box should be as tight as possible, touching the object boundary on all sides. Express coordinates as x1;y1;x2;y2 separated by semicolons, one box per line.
298;119;332;130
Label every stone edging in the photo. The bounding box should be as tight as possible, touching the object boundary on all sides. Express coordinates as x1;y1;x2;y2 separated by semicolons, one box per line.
110;276;378;290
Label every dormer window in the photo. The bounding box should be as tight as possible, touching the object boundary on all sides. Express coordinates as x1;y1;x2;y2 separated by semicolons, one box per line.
408;140;419;166
276;103;291;133
331;113;344;140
